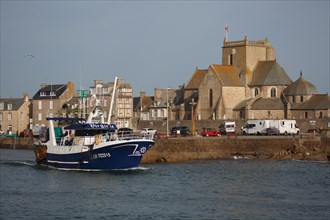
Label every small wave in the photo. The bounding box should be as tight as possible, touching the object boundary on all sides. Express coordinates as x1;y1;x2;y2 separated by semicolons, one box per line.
0;160;36;167
232;156;249;160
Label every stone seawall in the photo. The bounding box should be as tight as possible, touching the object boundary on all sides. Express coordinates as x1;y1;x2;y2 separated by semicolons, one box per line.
1;136;329;163
142;136;330;163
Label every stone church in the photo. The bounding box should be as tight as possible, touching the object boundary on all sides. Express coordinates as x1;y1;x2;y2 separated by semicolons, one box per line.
180;35;329;120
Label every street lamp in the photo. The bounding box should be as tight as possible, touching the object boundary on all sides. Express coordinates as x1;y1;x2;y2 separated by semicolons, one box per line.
190;98;196;136
166;87;170;137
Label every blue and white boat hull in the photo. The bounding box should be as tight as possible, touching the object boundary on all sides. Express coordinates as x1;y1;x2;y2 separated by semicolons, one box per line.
36;139;154;171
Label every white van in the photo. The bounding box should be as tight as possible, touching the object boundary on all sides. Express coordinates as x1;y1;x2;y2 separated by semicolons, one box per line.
219;121;236;134
242;119;300;135
241;120;267;135
274;120;300;135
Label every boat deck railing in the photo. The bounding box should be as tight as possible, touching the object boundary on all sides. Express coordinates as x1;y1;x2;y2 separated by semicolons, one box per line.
57;132;154;147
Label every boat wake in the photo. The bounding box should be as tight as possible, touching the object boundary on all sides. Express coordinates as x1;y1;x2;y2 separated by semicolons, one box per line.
35;164;152;172
0;160;36;167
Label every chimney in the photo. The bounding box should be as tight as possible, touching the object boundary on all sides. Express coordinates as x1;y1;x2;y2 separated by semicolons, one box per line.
40;83;47;88
23;93;29;102
94;80;102;86
140;91;146;99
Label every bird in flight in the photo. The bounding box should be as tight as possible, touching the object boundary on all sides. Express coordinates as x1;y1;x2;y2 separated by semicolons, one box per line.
24;54;36;59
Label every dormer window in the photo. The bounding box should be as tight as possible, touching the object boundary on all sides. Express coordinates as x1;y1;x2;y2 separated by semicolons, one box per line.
7;104;12;110
0;102;4;110
40;92;46;96
50;91;56;96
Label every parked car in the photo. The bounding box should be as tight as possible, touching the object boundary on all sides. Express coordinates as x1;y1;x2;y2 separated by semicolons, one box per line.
117;128;133;135
201;128;220;137
170;126;191;136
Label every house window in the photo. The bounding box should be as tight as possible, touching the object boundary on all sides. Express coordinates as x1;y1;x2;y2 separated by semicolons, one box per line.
8;113;12;121
38;113;42;121
7;104;12;110
96;87;102;95
38;101;42;110
40;92;46;96
49;100;53;110
300;96;304;102
254;88;259;97
292;96;296;103
103;88;109;94
20;112;23;120
50;91;56;96
319;112;323;118
304;112;308;119
271;88;276;97
209;89;213;107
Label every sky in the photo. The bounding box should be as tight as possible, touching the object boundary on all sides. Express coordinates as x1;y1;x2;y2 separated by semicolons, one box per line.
0;1;329;98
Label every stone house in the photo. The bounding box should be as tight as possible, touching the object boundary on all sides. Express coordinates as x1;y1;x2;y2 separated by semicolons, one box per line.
116;82;133;128
32;81;75;128
87;79;134;128
133;92;154;121
0;93;32;135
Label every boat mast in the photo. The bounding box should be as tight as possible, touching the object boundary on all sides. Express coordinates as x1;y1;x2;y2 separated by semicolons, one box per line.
107;77;118;124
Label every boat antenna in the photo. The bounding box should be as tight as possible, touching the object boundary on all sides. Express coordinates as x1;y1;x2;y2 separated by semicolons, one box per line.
107;77;118;124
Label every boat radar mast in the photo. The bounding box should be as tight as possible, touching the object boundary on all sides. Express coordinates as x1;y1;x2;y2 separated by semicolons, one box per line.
107;76;118;124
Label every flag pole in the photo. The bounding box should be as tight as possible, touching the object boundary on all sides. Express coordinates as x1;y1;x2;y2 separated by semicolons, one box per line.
225;24;228;41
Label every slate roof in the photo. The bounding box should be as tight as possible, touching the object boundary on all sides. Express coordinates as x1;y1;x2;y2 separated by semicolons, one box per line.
185;68;207;90
210;65;242;86
251;98;285;110
249;60;292;86
133;96;154;112
291;94;330;110
0;98;25;111
233;98;253;110
33;84;67;100
283;74;318;96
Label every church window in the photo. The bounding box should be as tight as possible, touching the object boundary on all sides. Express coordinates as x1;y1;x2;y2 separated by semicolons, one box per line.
254;88;259;97
209;89;213;107
271;88;276;97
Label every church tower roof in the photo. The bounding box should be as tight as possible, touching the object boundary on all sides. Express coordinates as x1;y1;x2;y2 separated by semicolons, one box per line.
249;60;292;86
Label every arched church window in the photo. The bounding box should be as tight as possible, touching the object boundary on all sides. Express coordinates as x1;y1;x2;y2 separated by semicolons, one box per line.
209;89;213;107
271;88;276;97
254;88;259;97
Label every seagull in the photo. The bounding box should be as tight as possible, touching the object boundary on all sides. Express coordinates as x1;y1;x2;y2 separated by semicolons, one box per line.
24;54;36;59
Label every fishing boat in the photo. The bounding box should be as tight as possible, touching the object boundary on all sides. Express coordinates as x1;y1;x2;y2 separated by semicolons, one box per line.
34;117;155;170
34;77;155;171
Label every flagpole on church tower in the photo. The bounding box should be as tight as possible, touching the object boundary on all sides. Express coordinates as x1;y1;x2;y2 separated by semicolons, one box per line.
225;24;228;41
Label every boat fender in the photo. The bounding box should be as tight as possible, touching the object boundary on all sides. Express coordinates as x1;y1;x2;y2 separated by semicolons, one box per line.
95;135;102;145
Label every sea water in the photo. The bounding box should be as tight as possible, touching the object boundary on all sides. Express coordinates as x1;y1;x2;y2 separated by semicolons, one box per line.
0;149;329;220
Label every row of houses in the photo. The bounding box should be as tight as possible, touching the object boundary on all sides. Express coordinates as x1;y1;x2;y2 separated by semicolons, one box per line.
1;35;329;135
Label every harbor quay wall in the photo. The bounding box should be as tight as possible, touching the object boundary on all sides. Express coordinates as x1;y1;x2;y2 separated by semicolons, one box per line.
135;118;329;134
142;136;330;163
1;136;329;163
